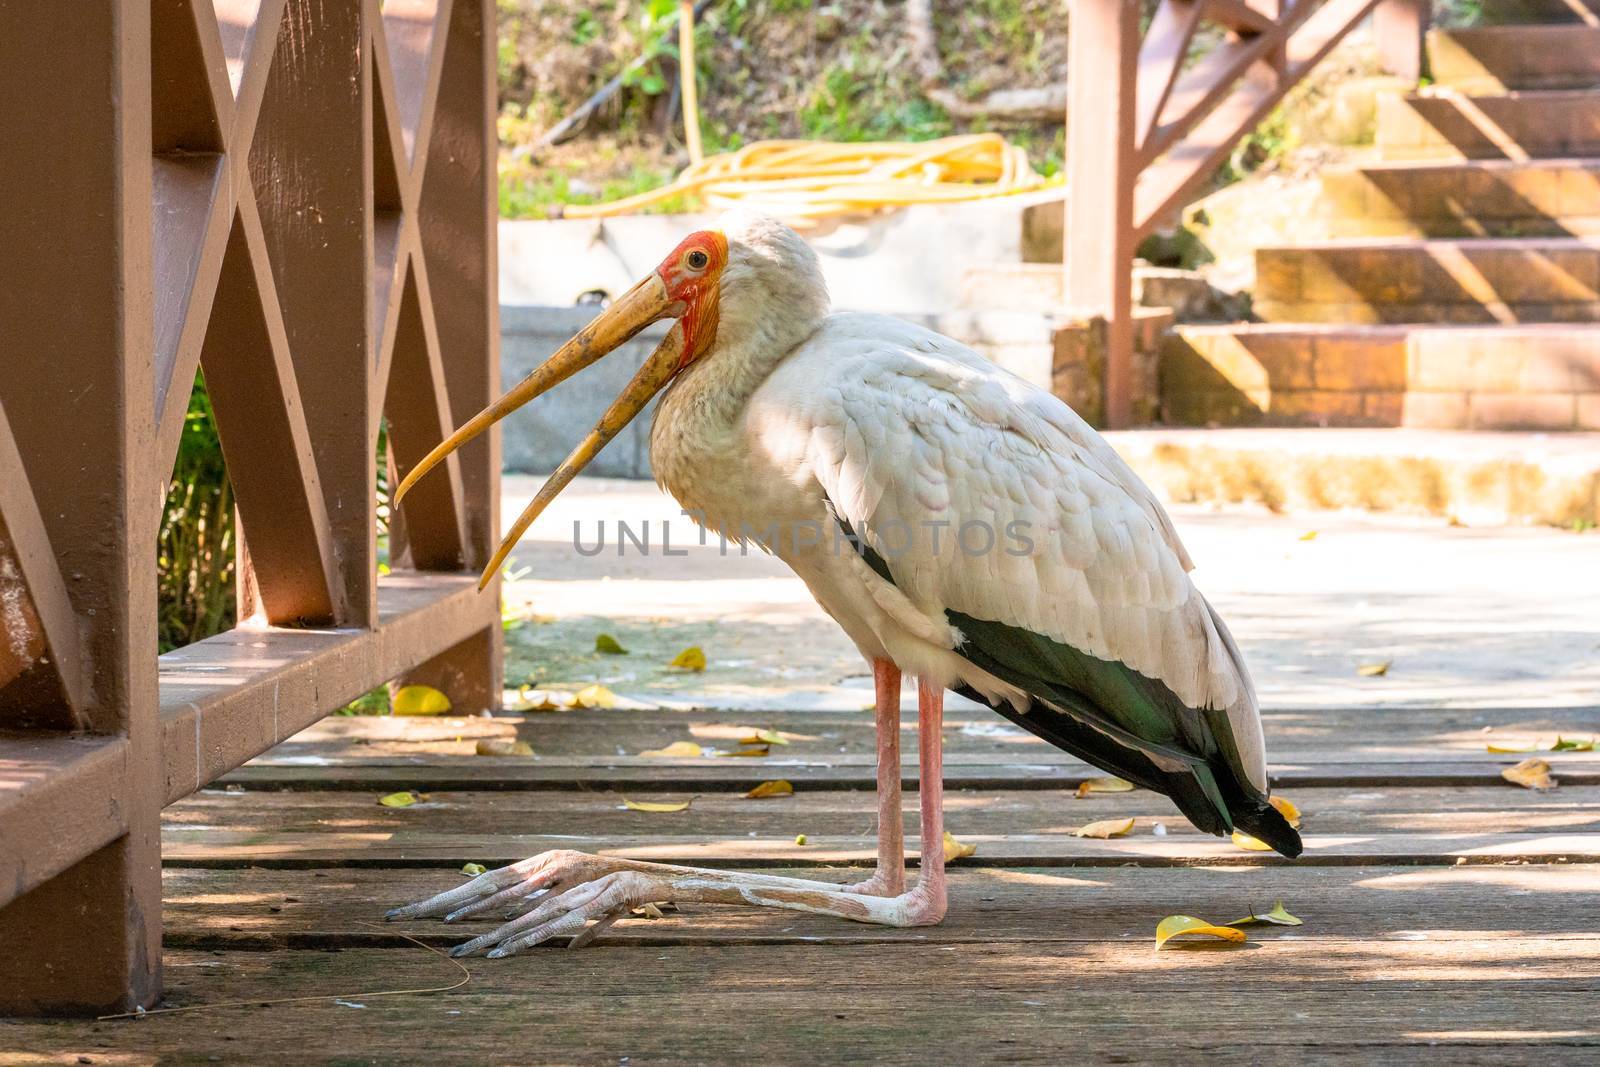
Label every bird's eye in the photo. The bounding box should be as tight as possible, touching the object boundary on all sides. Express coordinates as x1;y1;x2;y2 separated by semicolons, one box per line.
686;249;710;271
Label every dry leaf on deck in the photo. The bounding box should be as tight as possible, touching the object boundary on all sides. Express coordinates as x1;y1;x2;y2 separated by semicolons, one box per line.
1298;530;1318;541
639;741;704;758
1486;741;1540;754
1075;817;1135;839
1501;757;1558;790
741;729;789;746
575;683;618;708
716;745;770;758
744;780;794;799
1268;795;1302;828
461;863;487;877
1551;736;1596;752
1356;661;1392;678
475;739;534;757
378;791;418;808
517;688;577;712
1156;915;1248;949
594;633;629;655
1231;830;1274;851
669;646;707;671
1227;900;1303;927
632;902;666;919
622;798;693;812
943;831;977;862
1075;776;1134;798
392;685;451;716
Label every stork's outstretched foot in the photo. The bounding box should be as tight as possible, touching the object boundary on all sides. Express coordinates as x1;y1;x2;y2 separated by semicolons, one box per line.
385;850;945;958
388;673;948;958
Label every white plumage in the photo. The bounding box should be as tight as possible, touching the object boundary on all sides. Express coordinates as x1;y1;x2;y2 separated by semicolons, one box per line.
652;210;1266;790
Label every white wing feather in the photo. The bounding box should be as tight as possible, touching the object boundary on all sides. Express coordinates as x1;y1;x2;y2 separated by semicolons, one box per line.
761;314;1264;788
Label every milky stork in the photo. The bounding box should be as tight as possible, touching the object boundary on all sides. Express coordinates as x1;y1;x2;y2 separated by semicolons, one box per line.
387;210;1301;957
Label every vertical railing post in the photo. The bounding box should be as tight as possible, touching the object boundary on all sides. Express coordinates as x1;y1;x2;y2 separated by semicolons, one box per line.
1374;0;1430;84
1066;0;1140;429
400;0;503;711
0;0;163;1014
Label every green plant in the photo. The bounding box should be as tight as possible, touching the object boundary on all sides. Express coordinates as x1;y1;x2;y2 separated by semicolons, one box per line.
157;373;235;652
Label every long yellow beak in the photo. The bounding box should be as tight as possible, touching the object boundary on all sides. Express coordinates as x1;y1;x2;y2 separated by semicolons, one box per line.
393;272;682;589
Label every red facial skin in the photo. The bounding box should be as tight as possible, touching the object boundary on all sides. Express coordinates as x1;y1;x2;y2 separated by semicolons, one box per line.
655;230;727;370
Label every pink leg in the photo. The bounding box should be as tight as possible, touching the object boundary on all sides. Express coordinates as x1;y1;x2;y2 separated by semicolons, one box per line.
847;658;906;897
911;675;947;920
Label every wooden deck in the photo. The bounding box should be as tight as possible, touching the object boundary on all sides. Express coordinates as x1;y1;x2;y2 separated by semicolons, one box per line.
8;701;1600;1063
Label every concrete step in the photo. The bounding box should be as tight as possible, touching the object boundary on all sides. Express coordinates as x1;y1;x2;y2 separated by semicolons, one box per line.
1429;26;1600;93
1253;236;1600;323
1110;427;1600;527
1377;90;1600;161
1317;158;1600;238
1162;323;1600;430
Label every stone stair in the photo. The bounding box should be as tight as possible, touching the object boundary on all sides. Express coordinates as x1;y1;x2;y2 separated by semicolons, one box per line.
1166;10;1600;432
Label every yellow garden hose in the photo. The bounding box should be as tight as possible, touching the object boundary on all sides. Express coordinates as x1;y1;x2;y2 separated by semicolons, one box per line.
557;3;1053;222
559;133;1053;221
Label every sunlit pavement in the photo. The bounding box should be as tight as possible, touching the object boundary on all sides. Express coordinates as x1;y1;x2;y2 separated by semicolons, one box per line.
501;475;1600;711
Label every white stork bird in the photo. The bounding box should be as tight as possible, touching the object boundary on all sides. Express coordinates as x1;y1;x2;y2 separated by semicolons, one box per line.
387;210;1301;957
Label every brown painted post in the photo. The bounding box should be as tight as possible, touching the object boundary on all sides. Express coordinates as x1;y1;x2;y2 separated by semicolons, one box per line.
0;0;164;1014
1066;0;1140;429
1374;0;1430;84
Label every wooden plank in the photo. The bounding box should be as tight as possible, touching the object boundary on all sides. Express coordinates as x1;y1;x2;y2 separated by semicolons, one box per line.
271;703;1600;758
158;828;1600;868
11;941;1600;1062
0;734;130;908
163;784;1600;838
222;753;1600;792
158;574;492;804
157;863;1600;947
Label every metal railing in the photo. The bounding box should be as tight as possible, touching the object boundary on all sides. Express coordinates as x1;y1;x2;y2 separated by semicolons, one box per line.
1065;0;1429;426
0;0;501;1015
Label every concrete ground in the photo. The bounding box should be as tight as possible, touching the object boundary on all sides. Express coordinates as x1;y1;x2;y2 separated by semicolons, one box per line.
501;474;1600;713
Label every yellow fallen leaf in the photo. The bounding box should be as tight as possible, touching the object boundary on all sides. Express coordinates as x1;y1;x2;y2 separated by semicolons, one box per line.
575;683;618;708
392;684;451;716
594;633;629;655
794;833;808;846
1075;776;1134;798
1156;915;1249;949
716;745;770;758
461;863;487;877
1502;756;1557;790
475;738;534;757
943;831;977;862
1231;830;1274;852
1486;741;1540;754
1269;795;1302;829
669;646;707;671
516;688;577;712
1298;530;1318;541
639;741;704;758
633;902;666;919
740;729;789;746
1356;660;1392;677
622;798;692;812
378;791;418;808
1227;900;1303;927
744;780;794;799
1075;817;1135;839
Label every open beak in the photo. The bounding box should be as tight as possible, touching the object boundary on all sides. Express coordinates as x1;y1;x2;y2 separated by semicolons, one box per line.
394;271;684;589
